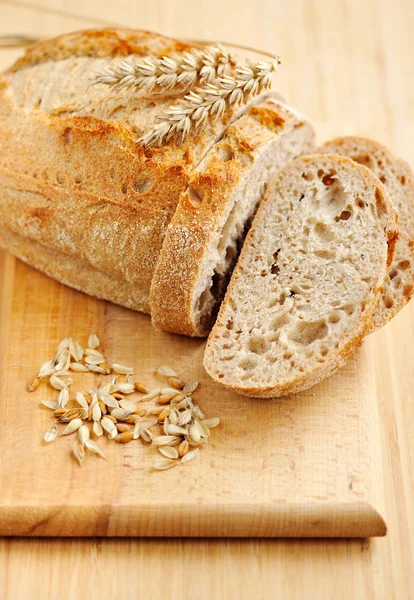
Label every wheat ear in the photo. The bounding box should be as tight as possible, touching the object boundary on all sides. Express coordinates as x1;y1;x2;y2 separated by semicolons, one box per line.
92;44;237;93
139;58;280;147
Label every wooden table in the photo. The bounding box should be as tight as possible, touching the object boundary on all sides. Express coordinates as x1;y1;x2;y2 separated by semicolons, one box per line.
0;0;413;597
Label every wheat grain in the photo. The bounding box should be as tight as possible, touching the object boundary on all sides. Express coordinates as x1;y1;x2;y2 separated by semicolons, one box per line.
110;407;131;421
167;424;188;436
116;423;131;433
178;440;189;457
88;333;100;349
73;440;85;466
61;418;83;436
93;420;104;437
85;439;106;459
134;381;148;393
44;424;58;443
58;387;69;408
153;458;177;470
181;448;199;463
78;424;90;444
159;446;179;459
168;377;185;390
27;375;40;392
156;365;178;378
41;400;59;410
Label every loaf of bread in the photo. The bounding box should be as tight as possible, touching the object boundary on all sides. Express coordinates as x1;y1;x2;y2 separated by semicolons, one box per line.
318;136;414;330
0;28;284;316
203;155;398;397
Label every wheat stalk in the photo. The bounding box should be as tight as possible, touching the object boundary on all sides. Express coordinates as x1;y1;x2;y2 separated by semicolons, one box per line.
92;44;237;93
139;57;280;147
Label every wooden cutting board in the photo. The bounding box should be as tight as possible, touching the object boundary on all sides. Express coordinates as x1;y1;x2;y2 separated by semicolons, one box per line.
0;252;386;537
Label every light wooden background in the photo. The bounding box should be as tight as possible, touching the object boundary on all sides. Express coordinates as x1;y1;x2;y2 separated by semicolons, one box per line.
0;0;413;598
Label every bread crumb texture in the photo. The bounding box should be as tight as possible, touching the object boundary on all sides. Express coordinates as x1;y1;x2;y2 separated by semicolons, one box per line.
203;154;397;397
319;136;414;330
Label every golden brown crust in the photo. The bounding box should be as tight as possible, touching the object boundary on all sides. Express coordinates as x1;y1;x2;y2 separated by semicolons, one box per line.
0;29;256;318
150;99;315;337
0;227;148;311
7;28;196;73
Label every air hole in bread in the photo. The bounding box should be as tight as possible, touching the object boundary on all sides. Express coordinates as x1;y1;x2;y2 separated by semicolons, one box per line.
249;336;270;355
397;260;410;271
239;358;257;371
322;174;335;186
222;343;232;350
356;198;366;209
188;186;204;206
384;297;394;309
226;319;234;330
56;172;64;185
301;172;312;181
75;174;83;184
289;319;329;345
389;269;398;280
339;210;352;221
328;312;341;324
283;351;293;359
375;187;388;218
121;184;128;194
320;346;329;357
403;284;413;298
317;169;324;178
401;175;406;185
379;176;387;184
63;127;73;146
352;154;371;166
217;144;235;162
270;249;281;275
218;374;224;379
134;178;152;193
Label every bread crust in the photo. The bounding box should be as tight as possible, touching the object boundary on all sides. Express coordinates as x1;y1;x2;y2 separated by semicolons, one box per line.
318;136;414;330
150;99;315;336
0;28;268;314
203;155;398;397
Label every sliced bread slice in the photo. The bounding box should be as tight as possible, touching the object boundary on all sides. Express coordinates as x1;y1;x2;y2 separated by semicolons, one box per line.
203;155;398;397
318;136;414;330
150;99;315;336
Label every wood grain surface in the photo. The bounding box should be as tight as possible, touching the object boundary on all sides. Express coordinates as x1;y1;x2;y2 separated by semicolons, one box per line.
0;0;413;597
0;259;386;538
